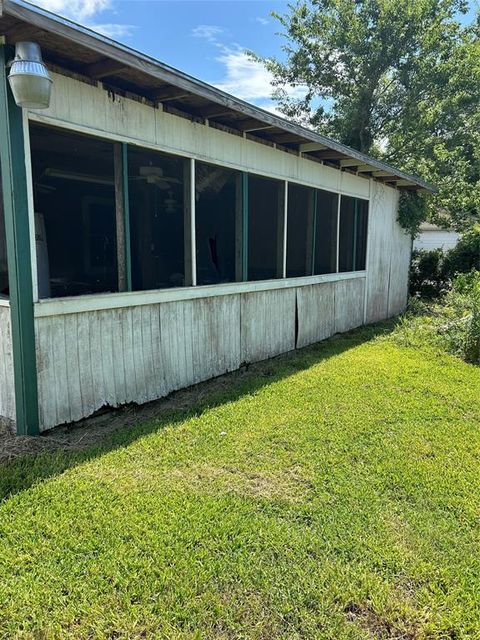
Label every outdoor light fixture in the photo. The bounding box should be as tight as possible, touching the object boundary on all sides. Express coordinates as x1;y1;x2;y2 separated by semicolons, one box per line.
8;42;52;109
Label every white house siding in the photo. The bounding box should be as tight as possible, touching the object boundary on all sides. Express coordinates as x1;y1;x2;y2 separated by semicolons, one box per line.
35;277;370;431
296;283;336;349
0;304;15;423
20;73;410;432
414;229;460;252
365;182;411;322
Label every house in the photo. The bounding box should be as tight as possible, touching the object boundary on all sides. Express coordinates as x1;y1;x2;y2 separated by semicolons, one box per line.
0;0;433;435
413;222;460;252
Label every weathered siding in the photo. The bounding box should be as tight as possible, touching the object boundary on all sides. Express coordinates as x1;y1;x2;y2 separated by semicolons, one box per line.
366;182;410;322
296;283;335;349
0;304;15;423
240;289;296;363
36;296;241;431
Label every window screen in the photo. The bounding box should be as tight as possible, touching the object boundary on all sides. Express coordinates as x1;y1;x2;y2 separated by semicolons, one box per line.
30;123;117;299
314;189;338;275
286;184;315;277
248;175;283;281
339;195;369;272
128;147;185;291
195;162;239;285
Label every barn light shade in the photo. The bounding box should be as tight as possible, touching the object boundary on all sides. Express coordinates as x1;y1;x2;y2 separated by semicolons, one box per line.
8;42;52;109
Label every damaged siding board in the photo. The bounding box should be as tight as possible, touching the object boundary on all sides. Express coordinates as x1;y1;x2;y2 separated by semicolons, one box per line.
334;278;366;334
296;283;336;349
35;295;241;431
240;288;296;363
0;305;15;422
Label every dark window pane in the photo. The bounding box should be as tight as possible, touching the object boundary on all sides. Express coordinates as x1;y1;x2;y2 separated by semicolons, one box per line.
314;189;338;274
0;171;8;298
196;162;239;285
128;147;185;290
248;175;282;281
355;199;369;270
339;195;369;272
286;184;314;277
30;124;117;299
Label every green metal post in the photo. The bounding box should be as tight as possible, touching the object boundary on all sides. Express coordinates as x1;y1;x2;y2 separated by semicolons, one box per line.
0;45;39;436
242;172;248;281
122;143;132;291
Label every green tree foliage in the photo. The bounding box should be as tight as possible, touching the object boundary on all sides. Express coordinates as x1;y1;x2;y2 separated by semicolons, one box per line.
254;0;479;230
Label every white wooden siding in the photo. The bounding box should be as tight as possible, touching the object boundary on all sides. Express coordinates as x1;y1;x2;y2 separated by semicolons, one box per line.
335;278;366;334
414;229;460;252
366;182;410;322
240;289;296;363
35;295;242;430
0;305;15;423
35;278;371;431
296;283;335;349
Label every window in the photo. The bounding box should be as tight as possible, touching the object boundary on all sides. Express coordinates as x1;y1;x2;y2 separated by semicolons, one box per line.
286;184;315;277
248;175;284;281
128;147;185;290
195;162;240;285
314;189;338;275
30;124;117;299
339;196;368;272
0;177;8;298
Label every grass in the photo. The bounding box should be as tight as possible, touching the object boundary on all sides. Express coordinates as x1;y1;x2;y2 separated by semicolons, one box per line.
1;322;480;639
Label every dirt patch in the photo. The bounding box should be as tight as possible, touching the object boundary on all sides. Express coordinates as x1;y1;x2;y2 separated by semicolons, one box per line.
0;357;289;465
344;602;421;639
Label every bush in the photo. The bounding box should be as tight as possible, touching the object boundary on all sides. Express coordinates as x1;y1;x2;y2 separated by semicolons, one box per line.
410;225;480;298
442;224;480;280
398;271;480;365
440;271;480;364
409;249;446;298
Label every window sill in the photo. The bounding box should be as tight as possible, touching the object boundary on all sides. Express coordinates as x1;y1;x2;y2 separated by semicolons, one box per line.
34;271;366;318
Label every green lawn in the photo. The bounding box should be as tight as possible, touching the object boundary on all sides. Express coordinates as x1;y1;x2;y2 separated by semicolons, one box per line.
1;323;480;639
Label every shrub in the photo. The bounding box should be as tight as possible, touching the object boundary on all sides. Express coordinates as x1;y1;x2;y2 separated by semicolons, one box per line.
440;271;480;364
442;224;480;280
409;249;446;298
396;271;480;366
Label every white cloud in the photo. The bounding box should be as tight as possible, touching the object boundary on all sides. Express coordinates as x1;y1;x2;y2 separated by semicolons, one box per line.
33;0;111;20
91;23;136;39
31;0;134;42
255;17;270;26
214;47;306;107
192;25;225;46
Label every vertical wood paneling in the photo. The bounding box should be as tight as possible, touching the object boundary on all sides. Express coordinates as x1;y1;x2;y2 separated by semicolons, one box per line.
0;306;15;422
335;279;366;334
240;289;296;363
365;183;396;323
296;283;336;349
387;225;411;317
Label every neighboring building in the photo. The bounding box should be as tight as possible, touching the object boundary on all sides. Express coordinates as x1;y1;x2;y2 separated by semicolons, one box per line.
414;223;460;252
0;0;434;435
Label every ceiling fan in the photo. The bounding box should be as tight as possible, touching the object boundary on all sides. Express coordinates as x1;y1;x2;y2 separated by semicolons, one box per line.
132;166;181;190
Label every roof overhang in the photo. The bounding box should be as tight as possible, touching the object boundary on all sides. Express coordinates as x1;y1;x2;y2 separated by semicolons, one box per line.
0;0;435;192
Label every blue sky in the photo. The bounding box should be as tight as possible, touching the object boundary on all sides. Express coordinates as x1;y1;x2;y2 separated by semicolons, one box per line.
32;0;478;113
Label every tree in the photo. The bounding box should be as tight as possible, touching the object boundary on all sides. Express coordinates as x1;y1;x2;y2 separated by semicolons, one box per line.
253;0;479;231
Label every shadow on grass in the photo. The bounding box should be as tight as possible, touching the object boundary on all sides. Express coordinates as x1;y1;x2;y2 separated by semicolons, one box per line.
0;320;397;503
